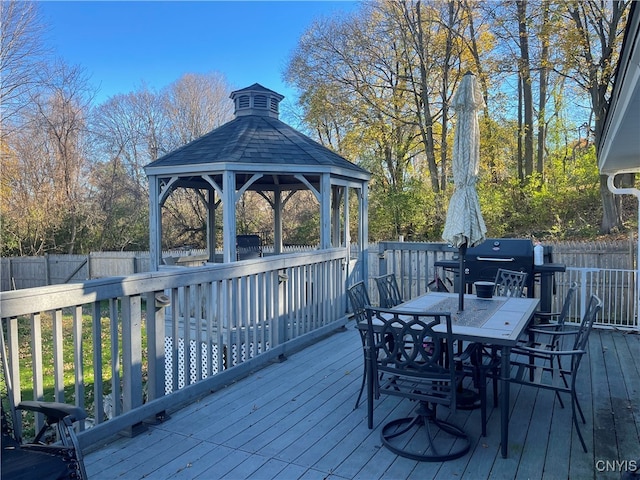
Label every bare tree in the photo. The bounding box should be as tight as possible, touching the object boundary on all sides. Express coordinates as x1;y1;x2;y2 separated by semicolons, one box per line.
162;72;234;149
32;60;93;253
3;59;93;254
90;86;166;192
88;87;165;250
392;0;443;193
536;0;551;177
0;0;49;138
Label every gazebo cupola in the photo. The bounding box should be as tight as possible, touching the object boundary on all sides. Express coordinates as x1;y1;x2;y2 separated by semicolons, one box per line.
231;83;284;118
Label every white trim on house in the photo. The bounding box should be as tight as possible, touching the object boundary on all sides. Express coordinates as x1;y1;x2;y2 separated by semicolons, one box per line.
599;2;640;175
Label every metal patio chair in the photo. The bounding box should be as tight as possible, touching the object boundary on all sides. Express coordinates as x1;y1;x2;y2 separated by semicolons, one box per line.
236;234;262;260
508;294;602;452
493;268;528;297
512;281;579;367
364;306;470;462
374;273;403;308
347;281;373;409
1;326;88;480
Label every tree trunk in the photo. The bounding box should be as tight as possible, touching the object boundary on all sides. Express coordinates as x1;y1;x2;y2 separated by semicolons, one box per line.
517;0;534;179
600;175;622;234
414;1;441;193
565;0;630;234
536;0;550;178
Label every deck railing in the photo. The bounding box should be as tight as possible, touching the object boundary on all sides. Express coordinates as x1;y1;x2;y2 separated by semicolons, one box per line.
0;248;350;448
373;241;637;329
2;241;636;451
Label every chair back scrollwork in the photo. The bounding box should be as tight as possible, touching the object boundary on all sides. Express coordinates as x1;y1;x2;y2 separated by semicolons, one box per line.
493;269;528;297
375;274;403;308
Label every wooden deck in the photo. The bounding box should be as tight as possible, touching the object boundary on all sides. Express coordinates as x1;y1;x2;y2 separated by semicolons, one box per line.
84;323;640;480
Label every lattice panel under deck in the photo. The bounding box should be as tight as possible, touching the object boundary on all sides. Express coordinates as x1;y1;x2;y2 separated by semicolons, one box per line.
163;337;269;394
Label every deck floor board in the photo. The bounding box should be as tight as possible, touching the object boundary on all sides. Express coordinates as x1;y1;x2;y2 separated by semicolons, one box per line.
84;325;640;479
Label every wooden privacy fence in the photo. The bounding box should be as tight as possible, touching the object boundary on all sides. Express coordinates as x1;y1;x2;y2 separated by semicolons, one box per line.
549;239;635;269
2;239;637;327
3;239;635;292
0;246;317;291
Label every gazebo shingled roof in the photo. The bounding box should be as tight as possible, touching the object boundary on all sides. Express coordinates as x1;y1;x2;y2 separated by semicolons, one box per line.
144;83;370;271
148;105;367;173
147;83;368;177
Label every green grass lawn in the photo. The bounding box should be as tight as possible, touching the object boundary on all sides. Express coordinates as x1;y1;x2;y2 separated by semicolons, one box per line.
2;301;149;439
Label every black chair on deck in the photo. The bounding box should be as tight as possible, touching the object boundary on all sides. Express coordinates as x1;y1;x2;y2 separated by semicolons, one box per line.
492;268;528;297
508;294;602;452
455;268;530;434
236;234;262;260
347;281;374;409
477;283;578;411
374;274;403;308
1;327;88;480
364;306;470;462
512;281;578;361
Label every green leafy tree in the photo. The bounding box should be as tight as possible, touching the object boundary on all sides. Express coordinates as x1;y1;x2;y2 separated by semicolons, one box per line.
559;0;631;234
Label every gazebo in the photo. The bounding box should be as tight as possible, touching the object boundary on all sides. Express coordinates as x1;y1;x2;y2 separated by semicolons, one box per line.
144;83;371;277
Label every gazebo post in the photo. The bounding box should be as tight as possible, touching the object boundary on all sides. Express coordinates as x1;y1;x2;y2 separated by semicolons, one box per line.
148;175;161;271
223;170;237;262
207;188;216;263
321;174;331;249
331;187;341;247
274;188;283;255
344;186;350;248
361;183;369;282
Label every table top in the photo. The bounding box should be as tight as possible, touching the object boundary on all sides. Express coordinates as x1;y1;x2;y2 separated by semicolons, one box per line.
398;292;540;346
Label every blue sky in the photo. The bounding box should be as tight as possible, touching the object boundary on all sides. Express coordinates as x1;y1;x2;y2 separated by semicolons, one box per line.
39;1;358;105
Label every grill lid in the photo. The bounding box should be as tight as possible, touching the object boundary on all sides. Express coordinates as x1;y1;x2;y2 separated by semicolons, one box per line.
465;238;533;260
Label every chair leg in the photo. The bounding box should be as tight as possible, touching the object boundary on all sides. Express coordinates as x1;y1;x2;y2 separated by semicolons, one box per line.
355;334;367;410
572;396;588;453
483;345;499;408
573;389;586;424
479;369;488;437
365;346;374;430
367;391;374;429
61;417;88;480
552;364;567;410
354;360;366;410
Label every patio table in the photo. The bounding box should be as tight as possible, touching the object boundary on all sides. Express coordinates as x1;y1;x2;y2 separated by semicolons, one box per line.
397;291;540;458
